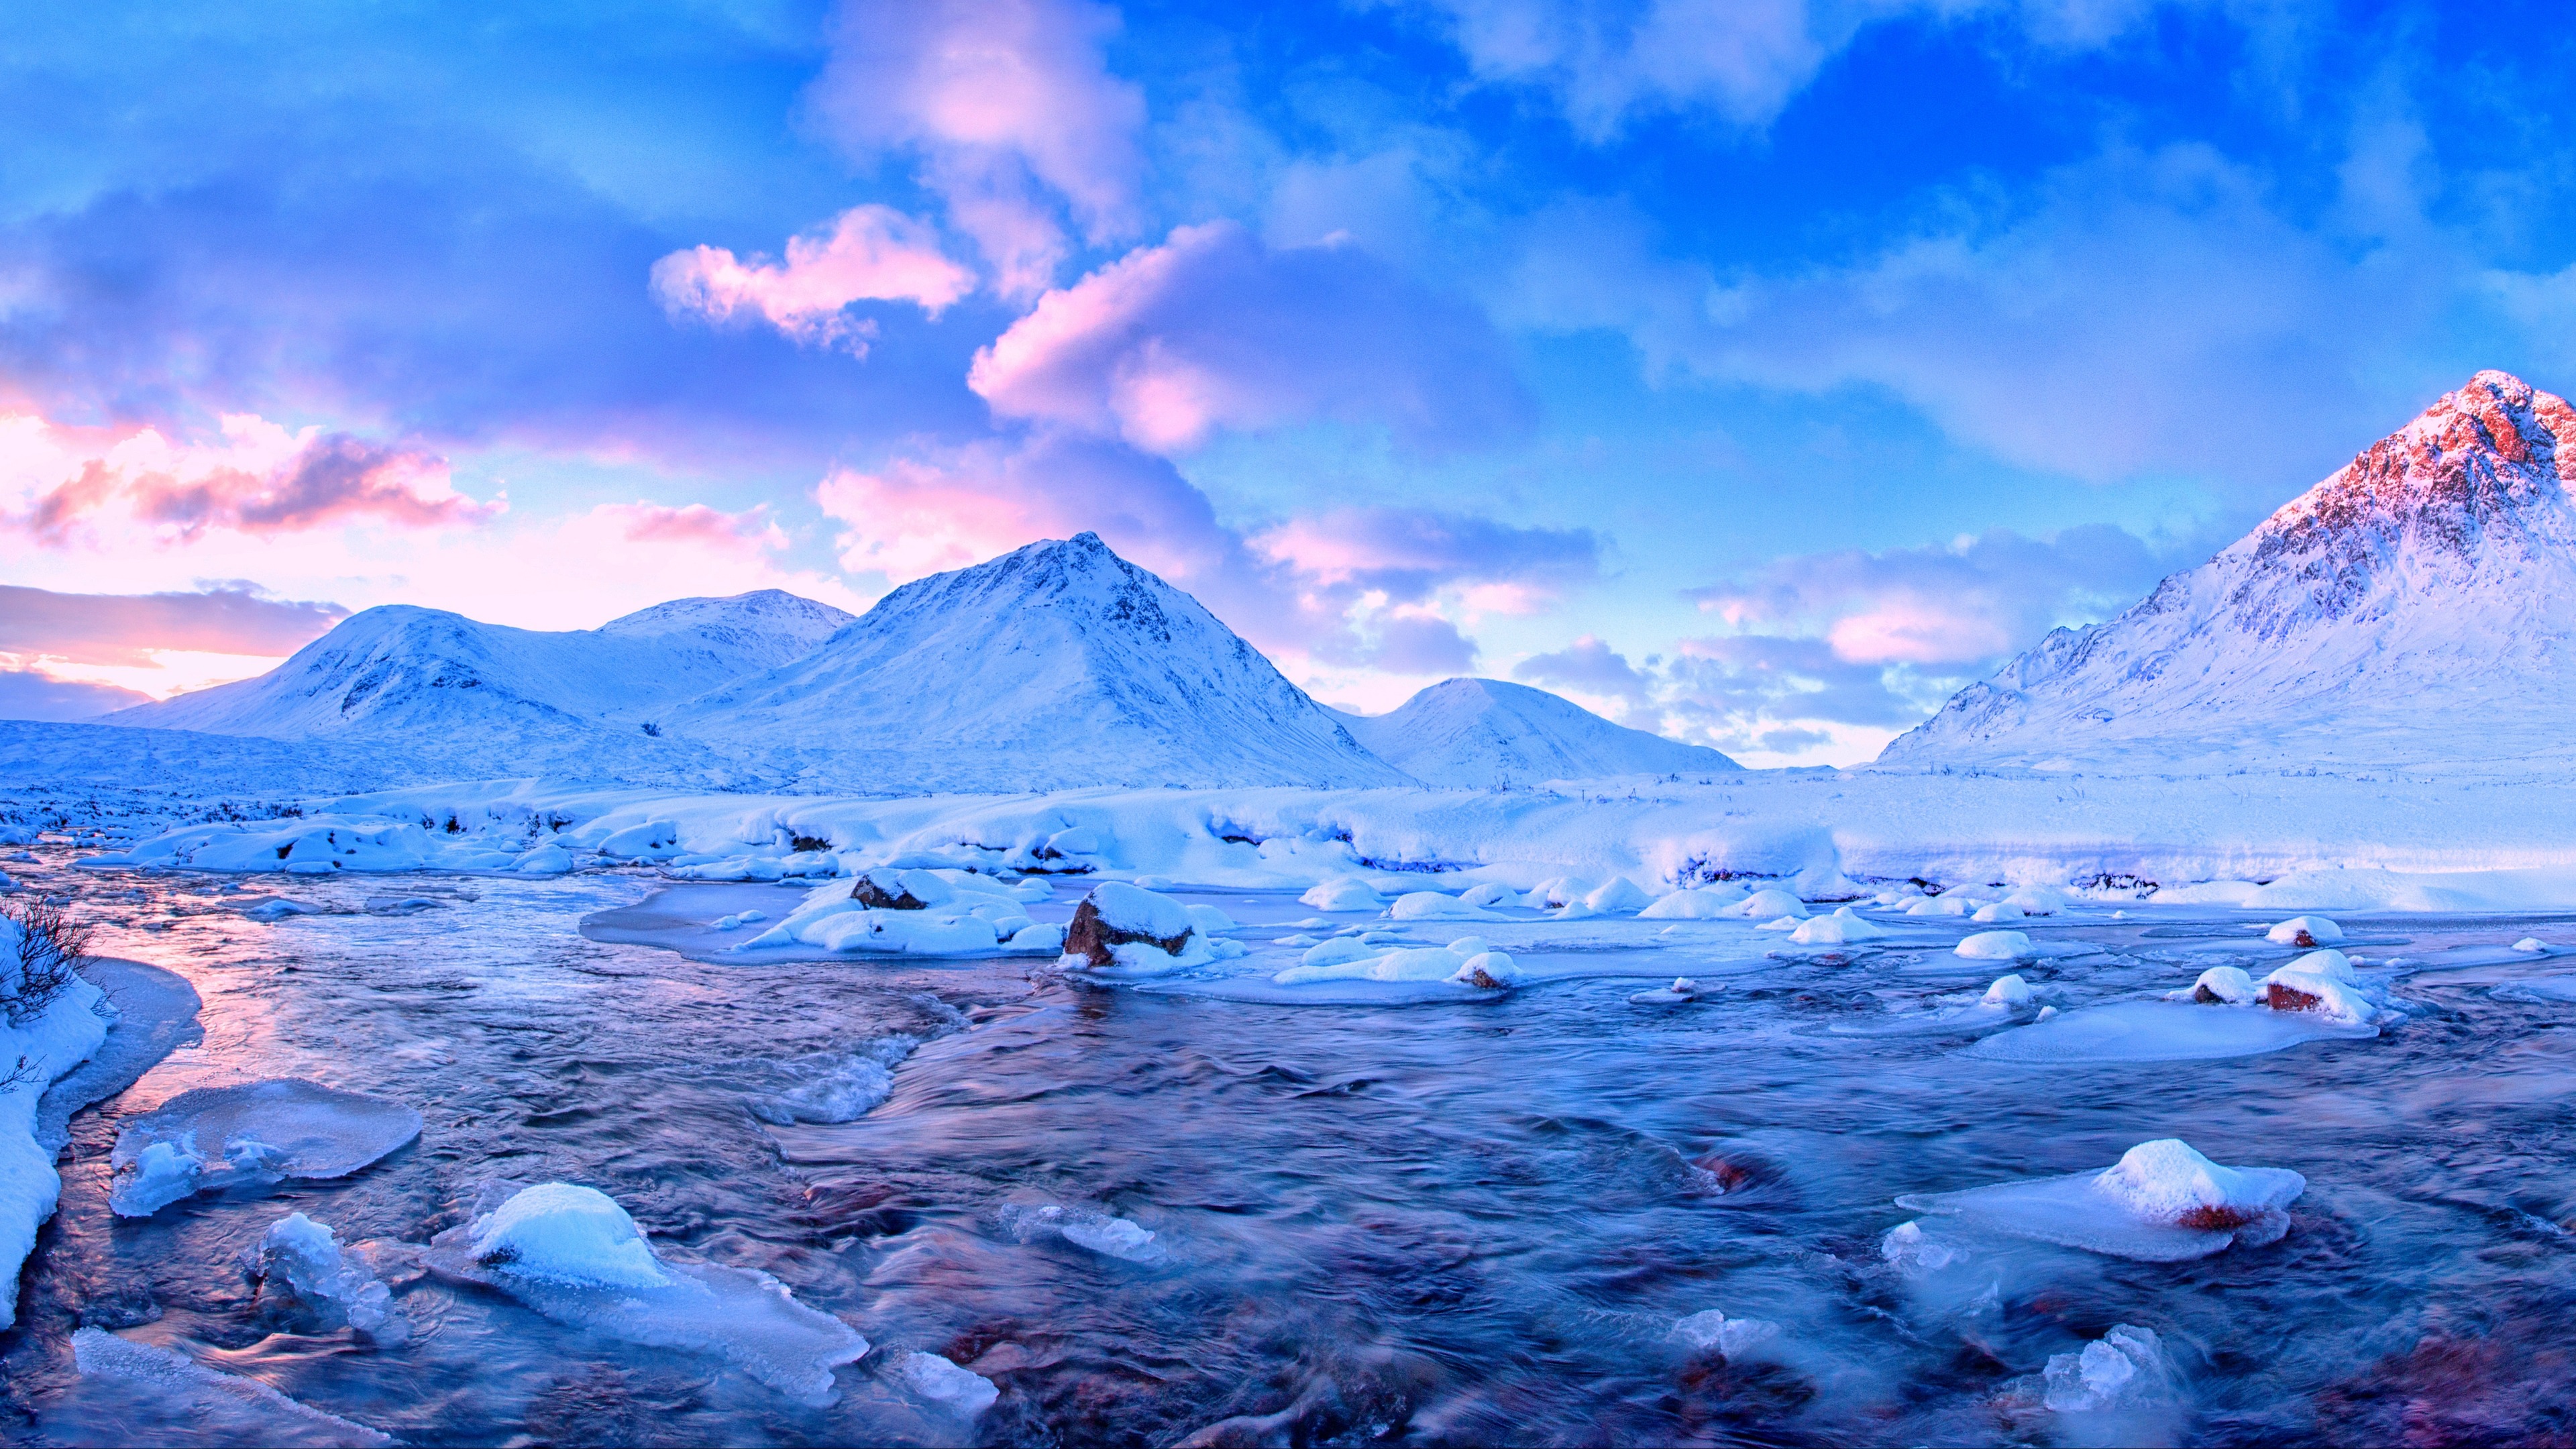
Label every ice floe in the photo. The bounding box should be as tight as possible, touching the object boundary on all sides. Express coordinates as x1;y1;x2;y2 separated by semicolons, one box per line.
72;1328;394;1447
245;1212;406;1341
1001;1201;1169;1264
2041;1324;2180;1413
1894;1138;2305;1261
427;1181;868;1404
1629;977;1711;1005
1970;999;2376;1062
899;1350;1000;1416
1670;1307;1783;1360
108;1079;421;1217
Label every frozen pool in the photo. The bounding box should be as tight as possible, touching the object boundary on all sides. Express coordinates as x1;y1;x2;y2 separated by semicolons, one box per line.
12;855;2576;1446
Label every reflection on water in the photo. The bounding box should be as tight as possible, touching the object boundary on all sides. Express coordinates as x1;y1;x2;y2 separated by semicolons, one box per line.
13;857;2576;1446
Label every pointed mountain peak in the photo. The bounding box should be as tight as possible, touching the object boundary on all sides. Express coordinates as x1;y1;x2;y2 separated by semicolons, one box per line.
2259;370;2576;551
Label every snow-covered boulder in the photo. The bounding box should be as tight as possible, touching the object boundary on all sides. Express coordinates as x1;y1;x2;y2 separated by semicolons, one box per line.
1903;894;1972;916
1448;950;1523;989
2190;966;2259;1005
1640;884;1748;918
1981;974;2033;1008
429;1181;868;1404
1970;901;2025;922
1785;906;1889;945
2266;915;2344;947
2260;963;2372;1025
1063;882;1201;968
1456;882;1516;908
512;845;574;875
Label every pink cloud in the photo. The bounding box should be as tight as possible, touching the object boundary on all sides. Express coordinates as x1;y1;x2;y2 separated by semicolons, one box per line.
594;500;786;552
0;583;347;666
1250;506;1597;604
650;205;975;352
969;222;1531;453
13;424;494;547
810;0;1146;296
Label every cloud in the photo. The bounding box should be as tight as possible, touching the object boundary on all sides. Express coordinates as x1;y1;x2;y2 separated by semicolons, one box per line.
0;668;150;722
1505;523;2191;763
592;500;786;552
0;583;347;665
1415;0;1834;138
650;205;976;352
969;221;1532;454
1690;524;2177;666
7;413;495;548
1250;507;1597;606
816;429;1596;676
809;0;1147;296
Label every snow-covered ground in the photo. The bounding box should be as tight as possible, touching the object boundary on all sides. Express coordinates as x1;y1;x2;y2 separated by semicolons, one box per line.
59;763;2576;914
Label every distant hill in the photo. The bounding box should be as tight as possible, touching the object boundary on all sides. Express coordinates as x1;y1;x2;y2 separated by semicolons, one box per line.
1881;371;2576;772
1338;677;1739;787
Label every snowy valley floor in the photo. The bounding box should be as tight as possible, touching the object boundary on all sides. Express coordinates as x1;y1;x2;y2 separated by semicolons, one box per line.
13;817;2576;1444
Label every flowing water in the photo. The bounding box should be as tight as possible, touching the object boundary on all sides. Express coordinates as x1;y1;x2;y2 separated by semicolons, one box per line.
12;855;2576;1447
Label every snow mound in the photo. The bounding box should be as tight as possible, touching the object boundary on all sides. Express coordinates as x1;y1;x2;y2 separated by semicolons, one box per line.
1786;906;1888;945
1640;885;1748;919
1389;890;1503;921
248;1212;405;1340
1301;877;1387;912
1955;930;2031;960
1982;974;2033;1007
1273;934;1518;989
72;1328;394;1447
1335;676;1739;787
109;1079;421;1217
429;1181;867;1404
1895;1138;2305;1260
468;1183;670;1288
739;873;1043;957
1737;888;1808;920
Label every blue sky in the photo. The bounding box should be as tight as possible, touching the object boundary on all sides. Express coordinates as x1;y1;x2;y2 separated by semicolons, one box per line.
3;0;2572;762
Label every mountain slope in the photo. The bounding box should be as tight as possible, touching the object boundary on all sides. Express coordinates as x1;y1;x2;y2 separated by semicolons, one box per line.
662;533;1411;791
102;592;852;786
1880;370;2576;771
1339;678;1740;786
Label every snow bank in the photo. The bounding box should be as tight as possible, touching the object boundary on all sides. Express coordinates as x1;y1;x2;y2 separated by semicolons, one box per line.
429;1181;868;1404
108;1079;421;1217
73;1328;393;1447
1895;1138;2304;1260
1;938;109;1332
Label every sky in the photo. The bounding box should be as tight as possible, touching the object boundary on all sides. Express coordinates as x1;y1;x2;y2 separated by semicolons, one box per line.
4;0;2574;765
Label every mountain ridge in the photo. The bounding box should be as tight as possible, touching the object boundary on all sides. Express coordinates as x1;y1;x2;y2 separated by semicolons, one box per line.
1338;677;1740;786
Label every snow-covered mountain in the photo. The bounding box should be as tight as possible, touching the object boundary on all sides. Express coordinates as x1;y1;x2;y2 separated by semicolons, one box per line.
103;592;852;784
1880;370;2576;772
662;533;1410;792
1338;678;1740;786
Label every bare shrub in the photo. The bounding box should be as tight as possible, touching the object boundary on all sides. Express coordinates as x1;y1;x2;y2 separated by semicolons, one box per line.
3;897;93;1028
